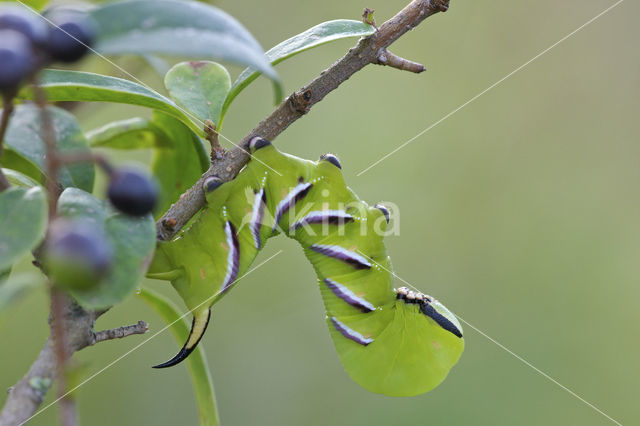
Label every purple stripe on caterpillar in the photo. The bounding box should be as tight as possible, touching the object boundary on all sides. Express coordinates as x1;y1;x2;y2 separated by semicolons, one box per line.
250;188;266;249
290;210;354;231
310;244;372;269
272;181;313;232
324;278;375;312
220;221;239;293
330;317;374;346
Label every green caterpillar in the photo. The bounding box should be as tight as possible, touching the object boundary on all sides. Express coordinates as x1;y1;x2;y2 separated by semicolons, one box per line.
147;137;464;396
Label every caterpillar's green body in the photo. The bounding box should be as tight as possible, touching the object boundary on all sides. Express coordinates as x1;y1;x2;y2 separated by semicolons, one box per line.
148;137;464;396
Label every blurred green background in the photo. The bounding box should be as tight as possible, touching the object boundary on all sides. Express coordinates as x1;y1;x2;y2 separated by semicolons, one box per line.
2;0;639;425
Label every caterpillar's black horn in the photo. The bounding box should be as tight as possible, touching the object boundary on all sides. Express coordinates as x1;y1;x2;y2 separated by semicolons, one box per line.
152;308;211;369
319;153;341;169
249;136;271;152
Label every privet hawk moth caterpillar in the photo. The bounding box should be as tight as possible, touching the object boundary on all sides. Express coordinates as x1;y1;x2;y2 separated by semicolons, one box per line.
147;137;464;396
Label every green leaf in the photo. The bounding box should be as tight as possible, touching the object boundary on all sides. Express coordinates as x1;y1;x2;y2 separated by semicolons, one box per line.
91;0;278;81
0;187;48;271
87;118;172;149
138;288;218;426
220;19;375;125
0;268;10;286
165;61;231;127
2;168;40;188
151;112;209;217
0;273;42;317
21;70;203;137
1;104;95;192
18;0;47;10
57;188;156;309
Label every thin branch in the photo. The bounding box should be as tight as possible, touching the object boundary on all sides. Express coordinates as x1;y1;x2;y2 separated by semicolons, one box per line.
93;321;149;344
33;78;79;426
375;49;426;73
156;0;450;241
0;297;148;426
204;119;224;160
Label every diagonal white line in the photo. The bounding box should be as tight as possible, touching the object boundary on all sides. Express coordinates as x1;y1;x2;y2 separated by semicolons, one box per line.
355;249;623;426
356;0;625;176
15;1;283;176
22;250;284;426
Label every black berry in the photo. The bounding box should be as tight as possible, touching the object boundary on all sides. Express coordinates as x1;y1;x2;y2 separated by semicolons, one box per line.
108;169;158;216
45;11;95;63
0;29;37;93
0;7;49;46
46;220;112;290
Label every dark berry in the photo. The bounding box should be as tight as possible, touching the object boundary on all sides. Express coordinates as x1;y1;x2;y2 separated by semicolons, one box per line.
45;220;112;290
319;153;341;169
0;29;37;93
0;8;49;45
108;169;158;216
45;11;95;63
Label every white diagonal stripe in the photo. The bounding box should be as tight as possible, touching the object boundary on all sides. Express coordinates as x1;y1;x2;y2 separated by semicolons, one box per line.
356;0;625;176
355;250;623;426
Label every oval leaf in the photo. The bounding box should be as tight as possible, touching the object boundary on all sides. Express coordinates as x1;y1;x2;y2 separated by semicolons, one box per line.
151;112;209;217
87;118;172;149
138;288;218;426
2;168;40;188
2;104;95;192
91;0;277;80
220;19;375;125
165;61;231;126
0;187;48;271
57;188;156;309
20;70;203;137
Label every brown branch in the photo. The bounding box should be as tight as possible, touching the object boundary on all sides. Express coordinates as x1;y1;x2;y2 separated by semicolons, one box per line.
33;80;81;426
156;0;450;241
93;321;149;344
0;296;148;426
375;49;426;73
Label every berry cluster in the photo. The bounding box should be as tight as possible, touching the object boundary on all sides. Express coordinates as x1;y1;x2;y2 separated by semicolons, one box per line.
0;6;95;94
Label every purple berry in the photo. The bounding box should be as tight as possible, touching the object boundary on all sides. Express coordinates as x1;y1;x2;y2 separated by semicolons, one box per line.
108;169;158;217
0;8;49;45
46;220;112;290
45;11;95;63
0;29;37;93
